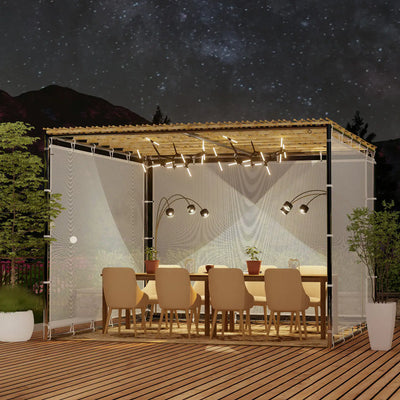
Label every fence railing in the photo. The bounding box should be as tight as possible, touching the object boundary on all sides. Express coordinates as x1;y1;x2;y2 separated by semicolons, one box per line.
0;259;45;294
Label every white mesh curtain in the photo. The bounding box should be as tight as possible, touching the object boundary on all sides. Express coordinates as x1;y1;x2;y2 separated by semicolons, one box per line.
49;145;143;329
331;135;374;337
154;162;327;270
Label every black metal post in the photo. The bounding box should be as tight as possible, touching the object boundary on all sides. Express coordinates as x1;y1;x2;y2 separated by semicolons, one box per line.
326;124;333;347
144;167;153;272
43;132;51;340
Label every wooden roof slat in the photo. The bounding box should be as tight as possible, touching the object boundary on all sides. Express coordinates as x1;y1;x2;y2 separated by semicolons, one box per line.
45;119;376;159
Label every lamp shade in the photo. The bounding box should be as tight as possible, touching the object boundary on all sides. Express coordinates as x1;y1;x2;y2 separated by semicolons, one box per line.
187;204;196;214
282;201;293;212
165;207;175;217
299;204;309;214
280;207;289;215
200;208;209;218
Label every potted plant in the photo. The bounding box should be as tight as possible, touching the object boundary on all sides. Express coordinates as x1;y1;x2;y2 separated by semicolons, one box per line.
347;201;400;351
245;246;262;275
145;246;159;274
0;285;43;342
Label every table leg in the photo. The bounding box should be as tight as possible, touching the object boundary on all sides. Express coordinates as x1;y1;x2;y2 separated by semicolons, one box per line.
204;279;210;336
320;280;326;339
229;311;234;331
102;286;107;333
125;308;131;329
223;312;229;331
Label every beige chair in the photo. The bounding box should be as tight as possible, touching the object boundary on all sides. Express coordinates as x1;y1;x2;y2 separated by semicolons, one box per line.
142;264;181;327
245;265;277;331
155;268;200;337
264;268;310;340
102;267;149;336
297;265;327;333
208;268;254;338
192;265;229;303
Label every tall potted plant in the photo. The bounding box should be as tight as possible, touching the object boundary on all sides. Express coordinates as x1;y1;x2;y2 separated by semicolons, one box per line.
0;122;62;342
245;246;262;275
347;201;400;350
144;246;159;274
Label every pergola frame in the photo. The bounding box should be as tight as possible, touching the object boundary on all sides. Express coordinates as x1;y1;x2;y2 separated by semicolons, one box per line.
44;118;376;346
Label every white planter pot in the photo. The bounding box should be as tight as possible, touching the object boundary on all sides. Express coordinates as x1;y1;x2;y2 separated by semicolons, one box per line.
0;310;34;342
366;302;396;351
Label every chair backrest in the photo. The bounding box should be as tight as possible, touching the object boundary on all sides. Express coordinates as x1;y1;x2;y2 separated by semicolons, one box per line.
155;268;192;309
193;265;228;295
209;268;251;310
103;267;138;309
245;266;277;297
260;265;278;274
264;268;310;312
298;265;327;299
143;264;181;295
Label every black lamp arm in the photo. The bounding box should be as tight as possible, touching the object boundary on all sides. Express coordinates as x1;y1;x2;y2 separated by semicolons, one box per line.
290;190;326;204
304;192;326;206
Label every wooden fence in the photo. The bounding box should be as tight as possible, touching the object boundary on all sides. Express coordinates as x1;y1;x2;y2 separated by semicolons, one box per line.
0;259;45;293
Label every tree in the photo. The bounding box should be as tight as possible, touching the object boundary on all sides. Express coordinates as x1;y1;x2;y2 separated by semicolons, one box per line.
346;110;376;143
347;202;400;301
346;111;398;211
0;122;63;285
152;106;171;125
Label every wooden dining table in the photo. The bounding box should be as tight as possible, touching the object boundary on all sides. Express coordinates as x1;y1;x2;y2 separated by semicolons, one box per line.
102;272;328;340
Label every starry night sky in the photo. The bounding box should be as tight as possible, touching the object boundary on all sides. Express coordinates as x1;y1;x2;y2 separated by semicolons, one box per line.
1;0;399;140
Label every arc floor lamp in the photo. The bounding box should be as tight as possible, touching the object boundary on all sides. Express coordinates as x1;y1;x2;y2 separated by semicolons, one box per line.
280;189;327;215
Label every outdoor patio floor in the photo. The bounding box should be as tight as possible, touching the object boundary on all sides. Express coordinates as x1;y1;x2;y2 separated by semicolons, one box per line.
67;318;328;348
0;325;399;399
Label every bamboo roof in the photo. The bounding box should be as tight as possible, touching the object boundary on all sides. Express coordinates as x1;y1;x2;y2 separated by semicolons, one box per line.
45;118;376;162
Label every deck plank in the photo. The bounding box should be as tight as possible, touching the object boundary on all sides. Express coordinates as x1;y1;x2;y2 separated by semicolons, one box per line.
0;325;399;399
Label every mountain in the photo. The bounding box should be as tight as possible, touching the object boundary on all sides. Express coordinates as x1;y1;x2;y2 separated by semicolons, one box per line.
0;89;27;121
0;85;149;152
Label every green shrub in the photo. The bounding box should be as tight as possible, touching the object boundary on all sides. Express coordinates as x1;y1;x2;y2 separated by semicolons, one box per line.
0;285;43;321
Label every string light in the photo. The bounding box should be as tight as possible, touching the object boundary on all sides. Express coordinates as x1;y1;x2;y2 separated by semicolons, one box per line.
223;135;238;143
138;137;285;176
145;137;159;146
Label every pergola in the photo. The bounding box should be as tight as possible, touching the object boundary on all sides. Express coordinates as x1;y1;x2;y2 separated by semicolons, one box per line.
45;118;375;162
44;118;375;346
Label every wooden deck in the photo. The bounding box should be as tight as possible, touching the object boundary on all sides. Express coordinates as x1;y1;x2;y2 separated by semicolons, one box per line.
0;326;399;399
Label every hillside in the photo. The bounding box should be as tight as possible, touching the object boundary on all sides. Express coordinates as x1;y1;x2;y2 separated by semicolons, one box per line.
0;85;148;153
